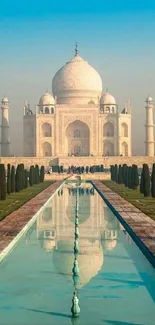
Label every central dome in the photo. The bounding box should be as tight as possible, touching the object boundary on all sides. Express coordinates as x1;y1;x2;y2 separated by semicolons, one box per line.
52;54;103;105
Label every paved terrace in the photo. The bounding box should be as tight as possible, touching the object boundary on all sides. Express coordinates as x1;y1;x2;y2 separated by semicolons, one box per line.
0;181;63;255
93;181;155;267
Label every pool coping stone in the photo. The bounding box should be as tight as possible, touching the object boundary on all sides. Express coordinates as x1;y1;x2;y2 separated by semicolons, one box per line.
92;180;155;268
0;181;64;263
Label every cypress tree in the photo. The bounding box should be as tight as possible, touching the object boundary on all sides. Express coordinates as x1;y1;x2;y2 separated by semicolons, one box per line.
110;165;114;181
20;164;25;190
11;165;15;193
29;165;34;186
15;164;20;192
133;164;139;190
128;166;132;189
124;166;129;187
131;165;135;189
140;166;144;194
143;164;150;197
151;163;155;198
0;164;6;200
35;165;40;184
24;170;28;189
114;164;118;183
122;164;127;185
7;164;11;195
40;166;45;182
118;165;123;184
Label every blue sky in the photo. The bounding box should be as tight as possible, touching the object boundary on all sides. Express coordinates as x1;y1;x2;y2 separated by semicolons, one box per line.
0;0;155;155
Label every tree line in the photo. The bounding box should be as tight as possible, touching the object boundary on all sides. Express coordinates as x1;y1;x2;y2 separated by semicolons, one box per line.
110;163;155;198
0;164;45;200
68;165;105;174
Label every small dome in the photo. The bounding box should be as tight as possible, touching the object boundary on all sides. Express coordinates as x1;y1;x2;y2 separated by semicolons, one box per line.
1;96;9;103
43;240;56;252
100;92;116;105
103;239;117;251
146;95;153;103
39;92;55;106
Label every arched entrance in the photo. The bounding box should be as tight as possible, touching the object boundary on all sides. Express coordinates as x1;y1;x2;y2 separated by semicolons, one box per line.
66;120;90;156
103;140;114;156
121;141;128;156
42;142;52;156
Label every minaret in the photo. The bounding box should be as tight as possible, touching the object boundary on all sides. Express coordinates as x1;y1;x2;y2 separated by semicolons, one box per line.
145;95;154;156
1;96;10;157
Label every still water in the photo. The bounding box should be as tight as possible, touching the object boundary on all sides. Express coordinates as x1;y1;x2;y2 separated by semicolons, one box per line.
0;182;155;325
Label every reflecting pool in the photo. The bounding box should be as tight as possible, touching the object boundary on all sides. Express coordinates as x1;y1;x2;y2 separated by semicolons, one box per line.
0;182;155;325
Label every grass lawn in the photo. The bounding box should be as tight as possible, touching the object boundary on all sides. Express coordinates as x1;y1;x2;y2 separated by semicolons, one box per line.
103;180;155;221
0;181;54;221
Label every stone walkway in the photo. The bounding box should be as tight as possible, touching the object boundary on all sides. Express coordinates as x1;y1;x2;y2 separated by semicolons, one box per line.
93;181;155;266
0;181;63;254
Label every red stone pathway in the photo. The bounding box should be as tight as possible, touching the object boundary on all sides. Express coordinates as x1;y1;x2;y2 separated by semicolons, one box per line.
93;181;155;263
0;181;63;254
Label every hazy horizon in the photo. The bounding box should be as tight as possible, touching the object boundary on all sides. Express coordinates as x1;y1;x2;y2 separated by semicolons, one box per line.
0;0;155;156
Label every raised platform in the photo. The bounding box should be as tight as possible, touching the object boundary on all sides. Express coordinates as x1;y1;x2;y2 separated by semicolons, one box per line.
0;155;155;168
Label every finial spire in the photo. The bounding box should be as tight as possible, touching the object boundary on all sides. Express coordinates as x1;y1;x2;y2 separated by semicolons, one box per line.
105;87;108;93
75;42;78;56
46;87;48;93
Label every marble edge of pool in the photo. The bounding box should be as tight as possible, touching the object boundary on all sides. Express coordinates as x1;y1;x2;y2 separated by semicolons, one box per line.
0;180;64;263
92;180;155;268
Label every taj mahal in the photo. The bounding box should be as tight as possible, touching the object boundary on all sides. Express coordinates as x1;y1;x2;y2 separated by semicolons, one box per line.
0;46;155;168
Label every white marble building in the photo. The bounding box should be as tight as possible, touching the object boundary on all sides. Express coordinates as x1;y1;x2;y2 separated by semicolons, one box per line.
23;49;132;158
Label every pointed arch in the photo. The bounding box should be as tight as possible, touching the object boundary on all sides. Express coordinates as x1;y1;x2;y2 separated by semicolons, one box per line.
121;123;128;137
42;142;52;156
66;120;90;156
103;122;114;137
42;123;52;137
45;107;50;114
103;140;114;156
121;141;128;156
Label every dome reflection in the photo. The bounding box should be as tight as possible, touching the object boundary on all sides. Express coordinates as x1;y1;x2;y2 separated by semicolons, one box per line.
53;239;103;289
35;182;120;287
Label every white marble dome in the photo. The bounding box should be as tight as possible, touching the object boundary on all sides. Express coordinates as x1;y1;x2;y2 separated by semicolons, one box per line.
52;54;103;105
53;239;103;289
103;239;117;251
39;92;55;106
100;92;116;105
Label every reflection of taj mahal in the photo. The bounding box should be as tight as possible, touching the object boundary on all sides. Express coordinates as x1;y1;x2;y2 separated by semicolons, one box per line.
23;47;131;157
36;183;119;288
